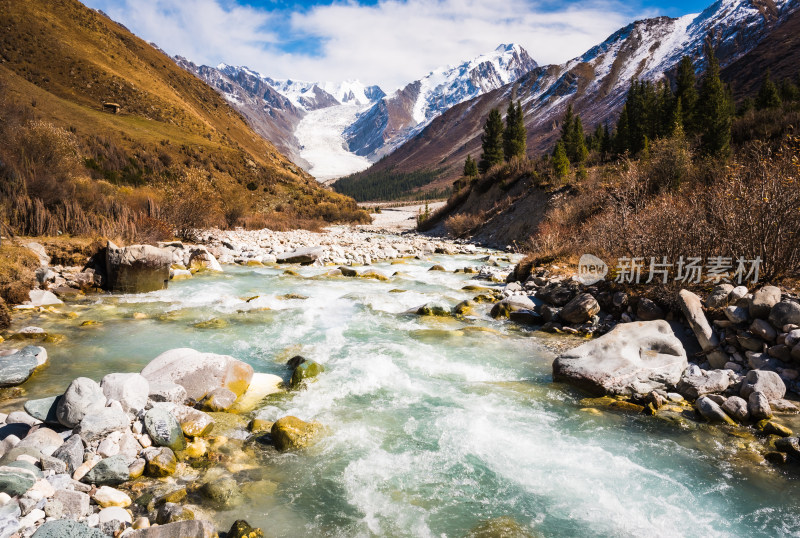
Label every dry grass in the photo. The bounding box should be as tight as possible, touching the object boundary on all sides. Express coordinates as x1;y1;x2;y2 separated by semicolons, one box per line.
444;213;483;238
0;242;40;305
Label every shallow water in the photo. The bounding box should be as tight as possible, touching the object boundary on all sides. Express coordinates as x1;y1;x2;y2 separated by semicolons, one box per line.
5;255;800;537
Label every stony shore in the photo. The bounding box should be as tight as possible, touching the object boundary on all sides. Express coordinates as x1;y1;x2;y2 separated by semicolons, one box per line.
2;227;800;535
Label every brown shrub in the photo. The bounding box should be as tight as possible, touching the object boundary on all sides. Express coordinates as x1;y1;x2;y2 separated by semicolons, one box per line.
444;213;482;238
0;242;39;305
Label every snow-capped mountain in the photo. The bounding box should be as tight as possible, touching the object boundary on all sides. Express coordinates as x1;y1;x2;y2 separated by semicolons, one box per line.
345;0;798;192
345;43;538;159
175;44;537;180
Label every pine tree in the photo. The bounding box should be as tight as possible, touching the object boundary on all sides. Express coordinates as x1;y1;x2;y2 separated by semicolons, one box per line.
570;116;588;163
756;70;782;110
780;77;800;103
698;51;732;158
613;105;630;155
552;141;570;179
600;123;611;158
669;98;684;134
463;155;478;177
479;108;504;173
560;104;575;148
675;56;698;135
503;101;526;161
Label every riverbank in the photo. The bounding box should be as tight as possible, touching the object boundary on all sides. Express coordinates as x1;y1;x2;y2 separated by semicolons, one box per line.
2;228;800;536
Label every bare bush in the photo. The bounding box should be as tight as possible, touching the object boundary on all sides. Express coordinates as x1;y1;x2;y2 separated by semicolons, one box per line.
444;213;482;238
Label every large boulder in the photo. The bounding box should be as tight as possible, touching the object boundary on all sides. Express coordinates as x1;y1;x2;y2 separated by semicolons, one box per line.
276;247;323;265
75;407;129;444
740;370;786;401
57;377;106;428
559;293;600;324
140;348;253;401
695;396;735;425
101;373;149;416
750;286;781;319
677;290;728;368
676;369;732;400
28;289;63;307
769;301;800;330
552;320;687;397
188;247;222;273
271;416;322;451
105;241;171;293
0;346;48;387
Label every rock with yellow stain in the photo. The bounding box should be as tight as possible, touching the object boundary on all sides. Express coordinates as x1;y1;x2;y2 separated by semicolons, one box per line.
271;416;323;451
192;318;229;330
230;373;283;413
183;438;209;459
133;312;148;320
360;269;389;282
248;418;274;434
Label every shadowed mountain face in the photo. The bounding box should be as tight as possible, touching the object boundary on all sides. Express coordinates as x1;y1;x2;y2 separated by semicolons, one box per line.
339;0;798;197
0;0;365;222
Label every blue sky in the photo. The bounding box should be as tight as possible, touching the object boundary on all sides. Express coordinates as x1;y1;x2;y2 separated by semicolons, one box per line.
83;0;716;90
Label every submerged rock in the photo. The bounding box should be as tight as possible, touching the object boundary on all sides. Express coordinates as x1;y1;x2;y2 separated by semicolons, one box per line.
466;516;541;538
271;416;322;451
290;361;325;388
553;320;687;397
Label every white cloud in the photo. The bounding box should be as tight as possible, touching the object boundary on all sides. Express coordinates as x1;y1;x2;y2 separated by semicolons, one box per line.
84;0;652;91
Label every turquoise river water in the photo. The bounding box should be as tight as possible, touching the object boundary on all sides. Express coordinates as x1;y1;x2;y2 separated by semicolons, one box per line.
3;254;800;537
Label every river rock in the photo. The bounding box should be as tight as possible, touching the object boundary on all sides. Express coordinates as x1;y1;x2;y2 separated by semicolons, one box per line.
199;476;242;509
536;284;576;306
724;306;749;324
748;391;773;420
721;396;749;422
552;320;687;397
0;346;48;387
201;387;236;411
52;435;84;475
290;361;325;388
559;293;600;324
0;462;38;496
230;372;283;413
75;407;129;444
167;405;214;437
750;319;777;342
28;289;63;307
82;455;130;485
101;373;149;415
144;447;177;477
53;489;90;518
276;247;322;265
140;348;253;401
128;520;217;538
148;382;188;405
144;408;186;451
740;370;786;401
769;301;800;330
23;396;61;426
750;286;782;319
490;296;537;319
677;369;733;400
636;298;665;321
188;247;222;273
0;502;21;537
31;519;107;538
57;377;106;428
271;416;322;451
695;396;735;425
775;437;800;459
92;485;131;508
227;521;264;538
17;427;63;455
105;241;172;293
678;290;728;368
705;284;734;308
99;505;132;525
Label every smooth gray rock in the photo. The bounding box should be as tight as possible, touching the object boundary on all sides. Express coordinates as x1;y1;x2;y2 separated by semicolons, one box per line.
106;241;171;293
696;396;735;424
676;370;732;400
553;320;687;397
16;427;63;454
559;293;600;324
490;296;537;318
705;284;734;308
751;286;782;319
32;519;107;538
737;332;764;352
750;319;777;342
101;372;149;415
144;408;185;451
57;377;106;428
52;434;84;475
140;348;253;402
148;381;188;405
637;298;665;321
0;346;48;387
276;246;323;265
678;290;728;368
740;370;786;401
28;289;63;307
24;396;61;425
730;286;749;302
75;407;129;444
721;396;749;422
769;301;800;330
0;502;21;538
748;391;773;420
81;455;130;485
724;306;749;324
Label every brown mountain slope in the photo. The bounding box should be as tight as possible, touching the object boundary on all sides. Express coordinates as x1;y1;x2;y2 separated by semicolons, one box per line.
0;0;365;234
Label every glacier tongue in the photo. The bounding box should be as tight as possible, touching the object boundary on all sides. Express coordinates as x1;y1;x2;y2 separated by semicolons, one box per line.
294;103;374;181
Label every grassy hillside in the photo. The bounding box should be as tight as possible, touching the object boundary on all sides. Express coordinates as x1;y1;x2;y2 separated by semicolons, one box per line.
0;0;367;239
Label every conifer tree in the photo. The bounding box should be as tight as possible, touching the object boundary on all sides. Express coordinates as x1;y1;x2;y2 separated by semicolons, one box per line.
756;70;782;110
600;123;611;158
698;51;732;158
463;155;478;177
780;77;800;103
503;101;527;161
570;116;588;164
552;141;570;179
675;56;698;135
613;105;630;155
479;108;504;173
